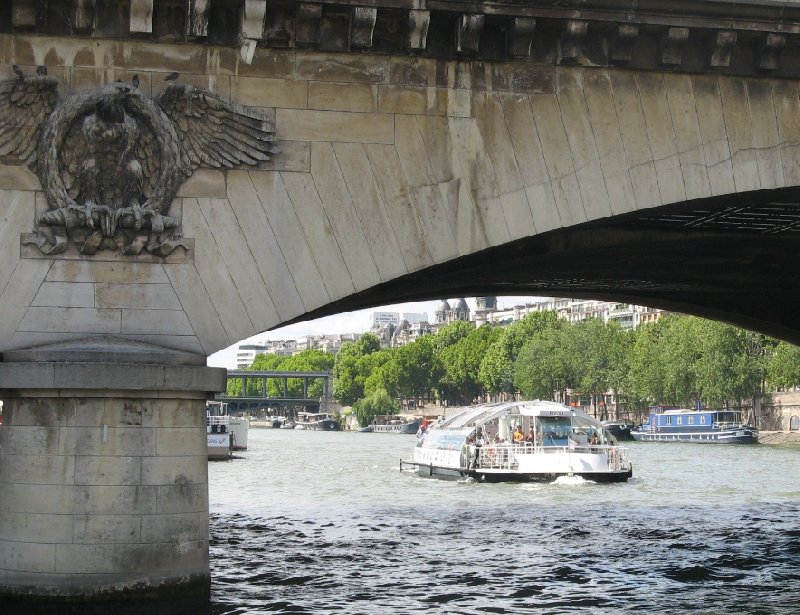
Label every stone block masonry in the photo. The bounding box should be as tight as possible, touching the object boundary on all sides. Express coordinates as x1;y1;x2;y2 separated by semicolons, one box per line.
0;343;226;599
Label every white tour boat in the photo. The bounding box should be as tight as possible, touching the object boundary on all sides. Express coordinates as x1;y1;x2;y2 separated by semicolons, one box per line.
405;400;632;483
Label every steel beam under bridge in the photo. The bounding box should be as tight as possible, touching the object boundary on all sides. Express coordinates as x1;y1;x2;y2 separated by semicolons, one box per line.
215;370;332;412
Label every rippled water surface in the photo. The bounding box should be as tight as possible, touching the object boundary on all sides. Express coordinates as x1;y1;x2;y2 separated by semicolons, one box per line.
207;429;800;614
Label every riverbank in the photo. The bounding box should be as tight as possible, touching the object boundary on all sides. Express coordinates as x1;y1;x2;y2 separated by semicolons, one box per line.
759;430;800;445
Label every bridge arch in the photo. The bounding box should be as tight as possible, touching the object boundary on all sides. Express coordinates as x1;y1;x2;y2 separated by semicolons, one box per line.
2;45;800;354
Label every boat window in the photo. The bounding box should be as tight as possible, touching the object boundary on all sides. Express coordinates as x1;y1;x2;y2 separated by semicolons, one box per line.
418;431;465;451
536;416;572;445
688;416;694;425
676;416;682;425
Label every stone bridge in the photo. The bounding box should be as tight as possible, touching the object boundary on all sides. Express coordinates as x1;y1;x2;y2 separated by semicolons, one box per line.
1;0;799;603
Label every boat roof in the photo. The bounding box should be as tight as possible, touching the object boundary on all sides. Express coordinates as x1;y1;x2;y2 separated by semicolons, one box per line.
437;400;590;431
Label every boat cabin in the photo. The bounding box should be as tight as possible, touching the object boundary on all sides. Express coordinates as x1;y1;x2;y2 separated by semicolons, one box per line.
646;408;747;431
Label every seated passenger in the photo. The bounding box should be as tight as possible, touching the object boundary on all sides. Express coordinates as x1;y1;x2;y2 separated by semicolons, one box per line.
513;426;525;443
525;427;535;443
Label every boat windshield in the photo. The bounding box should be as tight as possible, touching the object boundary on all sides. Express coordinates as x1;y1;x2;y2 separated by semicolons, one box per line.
537;416;572;445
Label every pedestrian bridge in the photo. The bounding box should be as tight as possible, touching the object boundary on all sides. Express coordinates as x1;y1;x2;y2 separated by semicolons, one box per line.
217;370;332;413
1;0;800;603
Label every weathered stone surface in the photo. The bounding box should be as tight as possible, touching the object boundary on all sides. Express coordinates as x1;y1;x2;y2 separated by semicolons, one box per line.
378;85;428;115
162;260;230;356
196;196;280;332
637;72;686;206
718;77;761;193
233;76;308;109
310;142;381;292
309;81;377;112
277;109;394;143
530;91;586;228
556;71;612;220
0;511;74;543
580;70;637;216
0;164;40;190
176;170;227;198
95;283;182;310
44;261;170;285
689;75;736;197
332;142;408;280
607;72;661;209
247;171;332;309
32;282;95;308
659;75;708;202
746;78;785;191
296;53;389;85
772;80;800;186
499;93;560;233
0;391;209;594
224;170;305;321
393;114;459;262
364;144;435;271
18;307;121;335
180;198;255;344
73;514;141;544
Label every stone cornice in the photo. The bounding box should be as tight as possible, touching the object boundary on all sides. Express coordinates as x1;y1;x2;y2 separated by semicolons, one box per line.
4;0;800;76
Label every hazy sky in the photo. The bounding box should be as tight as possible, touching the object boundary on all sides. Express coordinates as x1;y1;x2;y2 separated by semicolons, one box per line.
207;296;543;369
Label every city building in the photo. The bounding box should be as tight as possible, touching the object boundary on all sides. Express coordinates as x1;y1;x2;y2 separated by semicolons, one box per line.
235;298;667;366
371;311;400;328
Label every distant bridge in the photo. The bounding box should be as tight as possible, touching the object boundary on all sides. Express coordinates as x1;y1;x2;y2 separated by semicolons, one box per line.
215;370;333;413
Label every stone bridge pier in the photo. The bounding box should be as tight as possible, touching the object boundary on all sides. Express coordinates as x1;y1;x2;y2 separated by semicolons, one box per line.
0;341;223;600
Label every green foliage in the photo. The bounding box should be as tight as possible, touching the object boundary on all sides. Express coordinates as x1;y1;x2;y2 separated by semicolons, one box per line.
333;333;382;405
479;311;562;395
325;309;774;414
623;315;767;409
228;350;333;398
435;324;501;404
352;388;400;427
766;340;800;390
513;319;572;400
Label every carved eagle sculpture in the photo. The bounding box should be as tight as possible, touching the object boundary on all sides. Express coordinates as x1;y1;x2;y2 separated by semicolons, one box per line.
0;69;278;256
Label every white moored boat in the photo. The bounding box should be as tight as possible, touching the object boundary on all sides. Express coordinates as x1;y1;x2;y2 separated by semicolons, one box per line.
405;400;632;483
207;402;249;459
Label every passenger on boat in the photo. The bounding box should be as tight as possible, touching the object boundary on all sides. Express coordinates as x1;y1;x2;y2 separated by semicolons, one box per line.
513;426;525;443
525;427;535;443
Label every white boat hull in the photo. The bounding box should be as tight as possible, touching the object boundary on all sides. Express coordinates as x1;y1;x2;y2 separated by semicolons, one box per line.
228;417;249;450
207;432;231;460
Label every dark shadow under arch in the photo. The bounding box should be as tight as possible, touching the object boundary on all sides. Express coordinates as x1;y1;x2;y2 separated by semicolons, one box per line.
282;186;800;345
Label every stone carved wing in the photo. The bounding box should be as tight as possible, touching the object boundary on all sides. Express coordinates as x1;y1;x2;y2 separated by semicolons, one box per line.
154;83;278;176
0;75;60;172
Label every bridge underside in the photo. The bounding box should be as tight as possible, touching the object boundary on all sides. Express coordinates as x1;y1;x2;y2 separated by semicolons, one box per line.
295;187;800;344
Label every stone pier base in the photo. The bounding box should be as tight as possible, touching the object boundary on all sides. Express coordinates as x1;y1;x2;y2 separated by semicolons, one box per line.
0;341;225;600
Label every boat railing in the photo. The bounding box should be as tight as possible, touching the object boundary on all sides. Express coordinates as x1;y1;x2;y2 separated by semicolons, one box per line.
207;414;230;433
472;443;628;471
713;420;747;430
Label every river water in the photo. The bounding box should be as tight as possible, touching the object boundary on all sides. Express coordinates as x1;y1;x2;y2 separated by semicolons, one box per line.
206;428;800;614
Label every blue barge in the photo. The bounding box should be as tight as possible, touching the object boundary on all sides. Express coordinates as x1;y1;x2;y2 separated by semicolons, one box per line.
631;408;758;444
